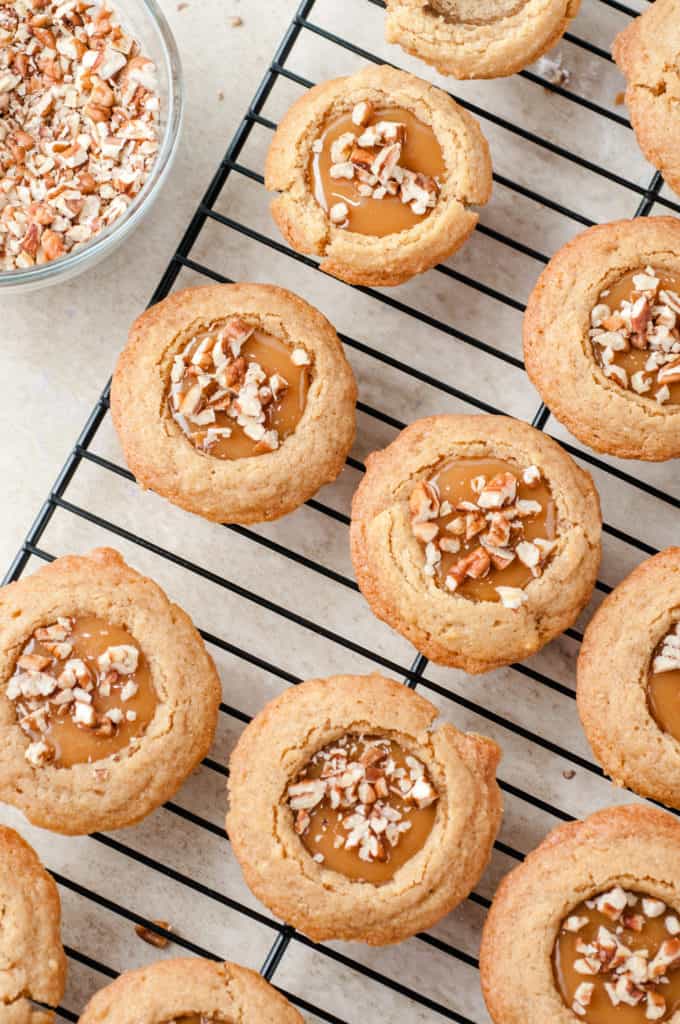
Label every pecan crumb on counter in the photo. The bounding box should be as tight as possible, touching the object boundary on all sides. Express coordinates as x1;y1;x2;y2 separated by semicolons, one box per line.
135;920;172;948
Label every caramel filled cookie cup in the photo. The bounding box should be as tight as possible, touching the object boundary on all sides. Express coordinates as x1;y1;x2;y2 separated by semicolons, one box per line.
481;805;680;1024
0;548;220;834
524;217;680;461
227;673;502;945
112;283;357;524
0;827;66;1024
78;958;303;1024
613;0;680;201
265;64;492;287
350;415;601;674
385;0;580;81
578;548;680;810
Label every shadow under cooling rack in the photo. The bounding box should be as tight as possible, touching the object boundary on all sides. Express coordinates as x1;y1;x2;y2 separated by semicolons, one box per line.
6;1;678;1022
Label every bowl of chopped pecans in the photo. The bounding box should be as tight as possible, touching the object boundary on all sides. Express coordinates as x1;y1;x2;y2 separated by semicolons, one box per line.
0;0;182;292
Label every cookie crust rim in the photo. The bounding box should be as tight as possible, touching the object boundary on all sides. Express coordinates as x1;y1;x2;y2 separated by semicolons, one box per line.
350;414;602;673
0;547;221;835
577;547;680;809
227;673;502;945
384;0;581;81
0;825;66;1018
111;282;357;524
524;217;680;462
264;64;492;287
480;804;680;1024
77;957;304;1024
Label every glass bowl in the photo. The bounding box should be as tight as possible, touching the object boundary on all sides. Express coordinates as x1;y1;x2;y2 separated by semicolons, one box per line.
0;0;183;294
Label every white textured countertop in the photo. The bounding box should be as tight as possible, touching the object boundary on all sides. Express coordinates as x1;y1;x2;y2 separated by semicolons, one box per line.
3;2;680;1023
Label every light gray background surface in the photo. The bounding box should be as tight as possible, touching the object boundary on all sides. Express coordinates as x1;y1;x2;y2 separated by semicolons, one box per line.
3;2;678;1022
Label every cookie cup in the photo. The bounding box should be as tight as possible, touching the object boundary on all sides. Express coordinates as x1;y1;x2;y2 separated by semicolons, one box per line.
77;957;302;1024
578;548;680;808
613;1;680;198
350;415;602;673
385;0;580;80
265;64;492;287
480;804;680;1024
524;217;680;460
227;673;502;945
0;827;66;1023
0;548;220;834
112;283;357;524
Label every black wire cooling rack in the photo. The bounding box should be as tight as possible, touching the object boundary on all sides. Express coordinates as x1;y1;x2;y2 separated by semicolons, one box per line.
5;0;680;1021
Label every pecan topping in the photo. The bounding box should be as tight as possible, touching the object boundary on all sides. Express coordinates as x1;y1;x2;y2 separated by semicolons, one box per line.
168;317;310;457
286;735;438;870
652;623;680;674
556;887;680;1020
8;616;150;767
590;268;680;404
314;101;441;226
408;462;556;606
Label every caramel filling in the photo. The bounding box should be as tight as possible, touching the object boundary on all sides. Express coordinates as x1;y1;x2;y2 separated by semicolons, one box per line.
165;1017;219;1024
8;615;157;768
168;317;311;460
310;103;445;237
427;0;530;23
553;887;680;1022
409;458;557;606
286;734;438;884
590;268;680;405
648;622;680;742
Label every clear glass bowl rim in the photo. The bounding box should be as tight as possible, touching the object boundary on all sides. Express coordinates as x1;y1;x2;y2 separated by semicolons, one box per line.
0;0;183;289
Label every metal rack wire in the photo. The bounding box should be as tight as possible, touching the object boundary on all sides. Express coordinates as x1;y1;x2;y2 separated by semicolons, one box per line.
5;0;680;1021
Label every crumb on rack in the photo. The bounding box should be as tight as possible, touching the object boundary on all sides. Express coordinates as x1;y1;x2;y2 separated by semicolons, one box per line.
535;53;571;88
135;920;172;948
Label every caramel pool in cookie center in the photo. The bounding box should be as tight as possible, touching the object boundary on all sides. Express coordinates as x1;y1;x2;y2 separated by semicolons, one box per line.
429;458;556;601
592;269;680;404
11;616;157;768
170;326;310;460
428;0;530;23
553;889;680;1022
311;107;446;236
287;735;438;884
648;626;680;742
165;1017;219;1024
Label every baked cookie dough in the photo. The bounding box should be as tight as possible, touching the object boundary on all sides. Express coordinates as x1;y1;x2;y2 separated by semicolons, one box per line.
480;804;680;1024
0;826;66;1024
350;414;601;673
578;548;680;810
613;0;680;199
78;957;303;1024
227;673;502;945
385;0;581;80
265;64;492;287
112;283;357;524
0;547;220;834
524;217;680;461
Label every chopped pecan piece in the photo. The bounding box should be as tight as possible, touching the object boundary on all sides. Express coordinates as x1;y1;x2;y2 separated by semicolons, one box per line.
446;547;491;590
135;921;172;949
